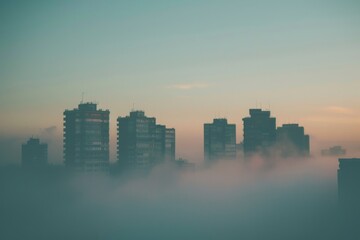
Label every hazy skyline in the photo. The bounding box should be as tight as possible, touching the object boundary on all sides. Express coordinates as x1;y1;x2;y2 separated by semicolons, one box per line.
1;0;360;164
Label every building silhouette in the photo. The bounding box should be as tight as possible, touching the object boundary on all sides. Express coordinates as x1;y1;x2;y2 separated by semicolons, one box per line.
21;138;48;168
322;146;346;157
243;109;276;157
276;124;310;157
117;110;175;170
338;158;360;214
63;102;110;172
174;158;195;170
165;128;176;161
204;118;236;161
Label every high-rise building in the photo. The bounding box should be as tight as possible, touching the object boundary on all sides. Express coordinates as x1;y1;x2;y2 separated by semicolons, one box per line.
21;138;48;168
243;109;276;157
338;158;360;213
117;111;175;170
204;118;236;161
276;124;310;157
165;128;176;161
63;102;109;172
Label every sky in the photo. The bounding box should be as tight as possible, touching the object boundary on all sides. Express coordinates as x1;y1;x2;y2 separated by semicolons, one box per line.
0;0;360;164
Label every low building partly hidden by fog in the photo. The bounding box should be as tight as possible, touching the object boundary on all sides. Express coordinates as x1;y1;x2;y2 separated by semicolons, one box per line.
174;158;195;170
322;146;346;157
243;109;276;158
338;158;360;214
63;102;110;173
276;124;310;158
21;137;48;168
204;118;236;162
117;110;175;171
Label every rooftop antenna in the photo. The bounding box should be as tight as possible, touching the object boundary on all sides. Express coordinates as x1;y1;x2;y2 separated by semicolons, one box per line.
132;102;135;111
81;92;84;103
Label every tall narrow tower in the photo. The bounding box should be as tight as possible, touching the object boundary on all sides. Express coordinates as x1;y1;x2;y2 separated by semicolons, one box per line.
63;102;110;172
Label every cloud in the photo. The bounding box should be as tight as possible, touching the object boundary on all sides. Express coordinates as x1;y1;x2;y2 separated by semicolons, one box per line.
167;83;211;90
304;106;359;122
323;106;356;115
0;136;23;165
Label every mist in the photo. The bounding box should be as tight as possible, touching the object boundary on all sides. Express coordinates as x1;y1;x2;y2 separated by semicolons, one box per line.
1;155;358;240
0;126;63;165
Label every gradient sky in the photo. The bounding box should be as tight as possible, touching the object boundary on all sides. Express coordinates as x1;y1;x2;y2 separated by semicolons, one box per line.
1;0;360;164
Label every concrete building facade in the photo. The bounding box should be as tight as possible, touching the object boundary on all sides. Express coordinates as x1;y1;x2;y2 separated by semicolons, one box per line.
63;103;110;172
243;109;276;157
276;123;310;157
204;118;236;161
117;111;175;170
